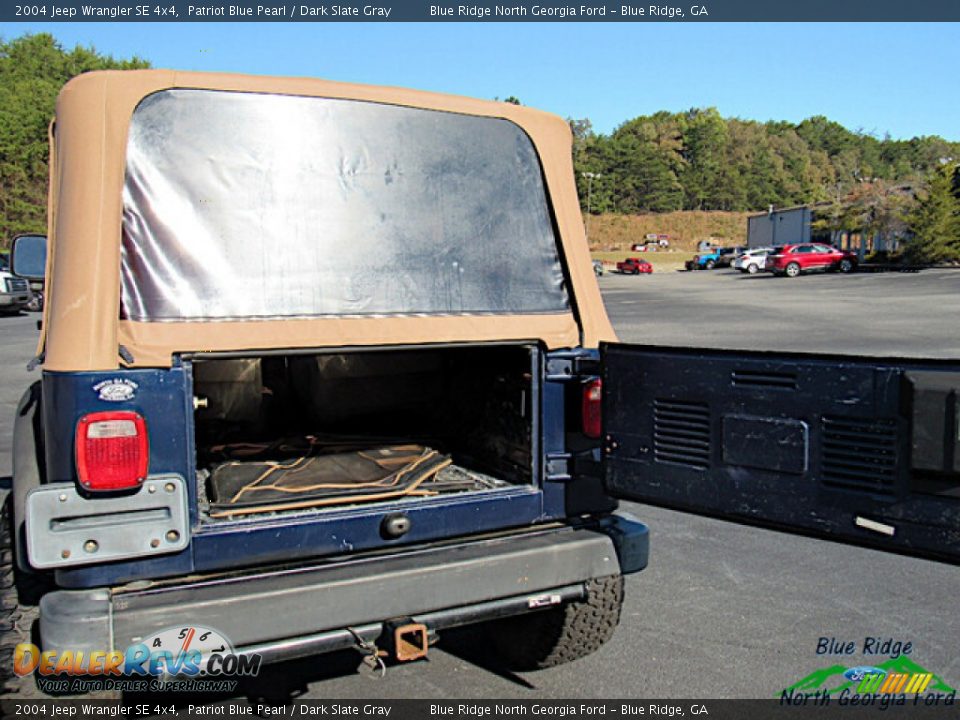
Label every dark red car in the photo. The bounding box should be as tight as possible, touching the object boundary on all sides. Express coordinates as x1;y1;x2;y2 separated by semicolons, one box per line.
617;257;654;275
765;244;857;277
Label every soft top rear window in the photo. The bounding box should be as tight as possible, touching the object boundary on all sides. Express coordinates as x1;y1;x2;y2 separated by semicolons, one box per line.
121;89;570;322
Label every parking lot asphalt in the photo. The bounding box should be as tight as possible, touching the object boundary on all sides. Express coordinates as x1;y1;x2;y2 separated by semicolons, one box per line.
603;266;960;359
0;311;37;479
1;268;958;701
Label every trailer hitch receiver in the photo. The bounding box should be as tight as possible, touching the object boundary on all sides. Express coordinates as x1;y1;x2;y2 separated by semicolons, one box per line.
383;619;429;662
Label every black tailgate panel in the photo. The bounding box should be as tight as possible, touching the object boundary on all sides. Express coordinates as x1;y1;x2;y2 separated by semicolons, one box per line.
602;343;960;561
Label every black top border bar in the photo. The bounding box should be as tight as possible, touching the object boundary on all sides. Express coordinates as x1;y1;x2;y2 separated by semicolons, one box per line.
3;0;959;23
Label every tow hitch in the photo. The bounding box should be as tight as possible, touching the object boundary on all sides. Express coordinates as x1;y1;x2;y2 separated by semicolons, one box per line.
348;619;429;677
384;619;429;662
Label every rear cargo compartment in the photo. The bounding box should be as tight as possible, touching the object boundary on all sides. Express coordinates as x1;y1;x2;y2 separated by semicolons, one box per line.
190;344;536;521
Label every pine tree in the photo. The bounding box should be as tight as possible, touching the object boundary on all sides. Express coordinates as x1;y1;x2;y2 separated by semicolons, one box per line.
904;162;960;263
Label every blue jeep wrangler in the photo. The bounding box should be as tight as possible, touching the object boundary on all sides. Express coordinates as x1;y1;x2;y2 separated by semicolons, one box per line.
685;248;719;270
685;247;743;271
3;70;650;695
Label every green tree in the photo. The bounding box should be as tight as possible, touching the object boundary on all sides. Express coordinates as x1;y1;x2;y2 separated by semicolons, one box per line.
904;162;960;263
569;117;602;212
0;33;149;241
680;108;728;210
796;115;858;160
599;130;683;213
573;108;960;215
816;180;914;251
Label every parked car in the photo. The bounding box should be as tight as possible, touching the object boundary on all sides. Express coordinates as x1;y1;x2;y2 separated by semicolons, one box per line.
0;252;32;314
733;247;774;274
593;259;604;276
717;247;745;268
686;249;719;270
617;257;653;274
765;243;858;277
685;246;742;270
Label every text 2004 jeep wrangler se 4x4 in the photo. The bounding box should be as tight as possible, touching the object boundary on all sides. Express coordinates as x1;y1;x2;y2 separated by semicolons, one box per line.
3;70;651;693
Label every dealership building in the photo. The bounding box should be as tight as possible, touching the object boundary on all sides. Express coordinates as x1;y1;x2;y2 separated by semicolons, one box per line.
747;203;909;259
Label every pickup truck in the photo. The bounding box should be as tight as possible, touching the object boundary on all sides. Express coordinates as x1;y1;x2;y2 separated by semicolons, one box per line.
685;247;742;270
616;257;653;274
0;251;32;314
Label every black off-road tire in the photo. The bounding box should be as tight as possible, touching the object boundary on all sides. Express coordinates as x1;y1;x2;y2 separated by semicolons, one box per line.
704;260;716;270
0;498;120;699
0;496;47;698
488;575;624;671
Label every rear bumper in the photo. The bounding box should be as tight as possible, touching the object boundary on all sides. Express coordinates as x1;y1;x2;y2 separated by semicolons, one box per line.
39;513;648;663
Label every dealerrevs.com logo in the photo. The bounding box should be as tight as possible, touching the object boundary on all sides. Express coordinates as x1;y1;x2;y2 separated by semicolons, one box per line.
780;636;956;709
13;625;261;693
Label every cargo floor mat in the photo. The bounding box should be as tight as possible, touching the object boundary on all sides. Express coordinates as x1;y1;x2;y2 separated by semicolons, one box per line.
206;444;507;518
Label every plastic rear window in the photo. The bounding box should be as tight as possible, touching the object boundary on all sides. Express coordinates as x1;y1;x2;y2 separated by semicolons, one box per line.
120;89;569;321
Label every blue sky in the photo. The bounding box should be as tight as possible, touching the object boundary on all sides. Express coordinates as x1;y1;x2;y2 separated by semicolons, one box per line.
4;22;958;140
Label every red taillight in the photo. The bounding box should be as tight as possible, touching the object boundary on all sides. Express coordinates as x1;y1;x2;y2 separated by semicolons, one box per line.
75;411;149;491
582;379;603;439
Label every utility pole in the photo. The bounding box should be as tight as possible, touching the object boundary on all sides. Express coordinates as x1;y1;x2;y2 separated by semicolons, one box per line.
582;172;601;244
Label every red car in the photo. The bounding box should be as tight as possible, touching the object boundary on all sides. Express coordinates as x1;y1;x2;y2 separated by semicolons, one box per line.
617;257;653;275
765;244;857;277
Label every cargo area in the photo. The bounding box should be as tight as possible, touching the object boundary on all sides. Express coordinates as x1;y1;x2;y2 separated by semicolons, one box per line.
190;345;536;521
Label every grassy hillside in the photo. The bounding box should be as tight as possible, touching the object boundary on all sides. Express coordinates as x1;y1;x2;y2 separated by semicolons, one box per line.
584;211;752;252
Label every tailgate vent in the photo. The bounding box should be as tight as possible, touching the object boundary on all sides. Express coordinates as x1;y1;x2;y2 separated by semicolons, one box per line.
731;369;798;390
821;416;898;494
653;399;711;469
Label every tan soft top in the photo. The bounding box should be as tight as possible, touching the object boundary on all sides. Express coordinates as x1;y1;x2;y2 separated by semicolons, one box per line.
42;70;614;371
